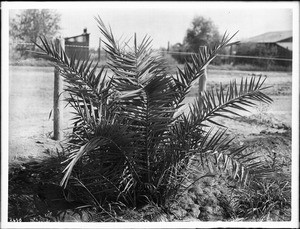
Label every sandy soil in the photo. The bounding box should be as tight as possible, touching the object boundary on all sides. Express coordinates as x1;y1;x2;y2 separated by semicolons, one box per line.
7;66;292;163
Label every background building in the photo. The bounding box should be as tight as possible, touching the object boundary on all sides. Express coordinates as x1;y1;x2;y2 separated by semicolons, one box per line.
235;31;292;68
65;28;90;60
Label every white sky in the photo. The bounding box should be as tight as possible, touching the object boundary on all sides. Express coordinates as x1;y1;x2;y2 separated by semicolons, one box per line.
6;1;296;49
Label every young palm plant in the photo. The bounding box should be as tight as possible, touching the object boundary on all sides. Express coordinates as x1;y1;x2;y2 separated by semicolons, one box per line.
34;16;273;209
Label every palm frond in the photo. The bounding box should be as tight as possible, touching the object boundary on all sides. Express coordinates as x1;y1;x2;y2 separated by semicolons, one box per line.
95;17;181;185
189;75;273;127
60;119;141;198
34;36;115;131
171;32;238;109
192;128;274;186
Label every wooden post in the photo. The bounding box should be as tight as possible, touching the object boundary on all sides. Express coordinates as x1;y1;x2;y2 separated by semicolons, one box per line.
53;38;64;140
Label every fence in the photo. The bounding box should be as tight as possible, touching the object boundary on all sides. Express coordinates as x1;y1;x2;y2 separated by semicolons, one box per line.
160;50;292;69
160;50;293;62
10;40;292;140
10;42;89;58
10;42;293;64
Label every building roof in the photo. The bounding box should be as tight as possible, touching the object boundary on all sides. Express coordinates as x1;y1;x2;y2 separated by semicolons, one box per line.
242;31;292;43
276;42;293;51
65;33;89;41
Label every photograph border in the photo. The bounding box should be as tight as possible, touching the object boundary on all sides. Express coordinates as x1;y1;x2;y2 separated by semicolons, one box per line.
1;1;299;228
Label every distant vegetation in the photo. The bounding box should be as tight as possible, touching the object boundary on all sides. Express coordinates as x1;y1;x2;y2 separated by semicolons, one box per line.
234;43;292;70
171;16;222;64
168;15;291;72
9;12;291;72
9;9;61;59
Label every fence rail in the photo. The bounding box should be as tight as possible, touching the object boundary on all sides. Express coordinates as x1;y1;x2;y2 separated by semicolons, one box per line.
159;50;293;62
11;42;89;48
10;42;293;62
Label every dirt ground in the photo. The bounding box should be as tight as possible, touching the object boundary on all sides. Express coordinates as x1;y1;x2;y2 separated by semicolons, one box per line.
7;66;292;162
6;65;293;222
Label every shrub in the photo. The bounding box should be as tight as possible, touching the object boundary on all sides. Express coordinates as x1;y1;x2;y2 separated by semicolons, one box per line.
231;178;291;221
34;16;273;210
234;43;292;70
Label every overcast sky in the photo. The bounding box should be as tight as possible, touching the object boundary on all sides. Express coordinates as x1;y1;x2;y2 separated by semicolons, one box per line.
6;2;296;49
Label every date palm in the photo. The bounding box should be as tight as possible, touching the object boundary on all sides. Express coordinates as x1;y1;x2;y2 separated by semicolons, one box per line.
34;16;273;208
